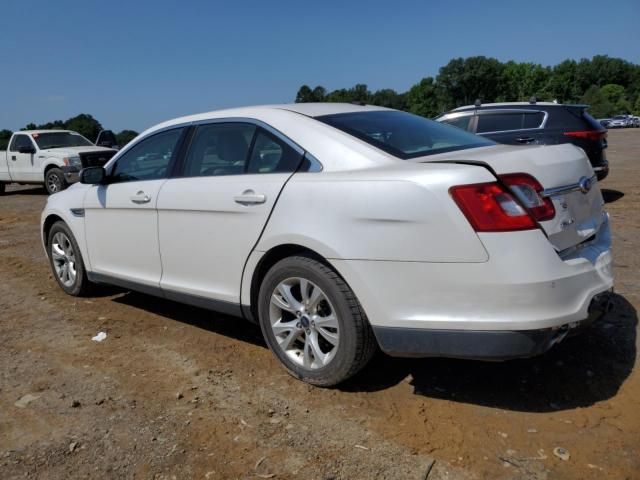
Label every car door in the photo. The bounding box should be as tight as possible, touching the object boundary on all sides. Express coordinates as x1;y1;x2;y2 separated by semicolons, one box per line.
157;121;304;308
83;127;187;291
8;134;37;182
474;110;546;145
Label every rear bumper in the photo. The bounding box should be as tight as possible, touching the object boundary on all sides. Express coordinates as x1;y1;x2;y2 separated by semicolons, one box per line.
333;214;613;358
61;166;80;183
372;290;612;359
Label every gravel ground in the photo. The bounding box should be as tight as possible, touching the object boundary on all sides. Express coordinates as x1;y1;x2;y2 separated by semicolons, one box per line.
1;129;638;479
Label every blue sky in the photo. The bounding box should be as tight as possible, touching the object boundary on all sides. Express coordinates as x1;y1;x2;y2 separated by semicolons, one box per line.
1;0;638;132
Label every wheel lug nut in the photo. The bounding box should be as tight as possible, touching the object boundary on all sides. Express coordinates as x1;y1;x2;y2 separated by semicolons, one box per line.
296;322;301;328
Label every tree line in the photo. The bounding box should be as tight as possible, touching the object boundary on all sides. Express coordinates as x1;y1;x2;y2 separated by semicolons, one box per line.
295;55;640;119
0;114;138;150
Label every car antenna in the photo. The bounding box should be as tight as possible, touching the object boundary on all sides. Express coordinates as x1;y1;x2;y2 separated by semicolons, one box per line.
474;98;481;108
529;95;537;104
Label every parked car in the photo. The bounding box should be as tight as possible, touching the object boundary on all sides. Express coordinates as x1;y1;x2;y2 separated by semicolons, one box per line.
41;104;613;386
95;129;120;150
436;102;610;180
0;130;117;195
630;116;640;128
599;118;612;128
608;115;631;128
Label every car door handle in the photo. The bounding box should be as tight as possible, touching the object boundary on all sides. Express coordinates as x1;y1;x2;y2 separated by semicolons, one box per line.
11;156;16;161
130;191;151;204
234;190;266;206
516;136;535;143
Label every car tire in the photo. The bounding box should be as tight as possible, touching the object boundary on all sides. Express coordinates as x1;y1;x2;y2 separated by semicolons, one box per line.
47;221;92;296
0;183;5;195
258;255;377;386
45;168;67;195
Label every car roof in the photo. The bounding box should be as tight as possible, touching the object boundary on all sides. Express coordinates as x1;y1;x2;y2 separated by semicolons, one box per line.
158;103;387;126
450;102;588;112
17;130;76;135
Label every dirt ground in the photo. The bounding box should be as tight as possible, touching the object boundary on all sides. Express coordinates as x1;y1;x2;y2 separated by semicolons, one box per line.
1;129;639;480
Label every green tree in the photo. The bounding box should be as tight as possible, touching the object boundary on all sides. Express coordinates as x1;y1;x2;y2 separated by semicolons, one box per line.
64;114;103;141
370;88;406;109
600;84;631;113
498;61;551;101
436;56;504;107
0;129;12;150
295;85;314;102
116;130;138;147
635;95;640;115
581;85;614;118
405;77;442;117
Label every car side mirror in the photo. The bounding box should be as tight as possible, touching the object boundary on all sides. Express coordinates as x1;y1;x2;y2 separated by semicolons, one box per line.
80;166;106;185
18;145;36;154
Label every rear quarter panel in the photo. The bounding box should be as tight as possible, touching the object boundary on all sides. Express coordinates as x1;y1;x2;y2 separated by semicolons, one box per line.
255;163;494;263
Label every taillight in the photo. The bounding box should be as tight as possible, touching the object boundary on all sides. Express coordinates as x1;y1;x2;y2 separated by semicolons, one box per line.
499;173;555;221
450;173;555;232
450;183;537;232
563;130;607;141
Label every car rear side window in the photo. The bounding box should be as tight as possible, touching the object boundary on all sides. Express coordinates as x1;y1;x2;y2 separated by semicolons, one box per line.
111;128;184;183
247;129;303;173
182;123;256;177
9;135;34;152
442;115;472;131
522;112;545;129
476;113;524;133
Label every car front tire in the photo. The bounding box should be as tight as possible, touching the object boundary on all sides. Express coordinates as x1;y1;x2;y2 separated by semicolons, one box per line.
0;183;5;195
47;221;92;296
258;255;377;386
45;168;67;195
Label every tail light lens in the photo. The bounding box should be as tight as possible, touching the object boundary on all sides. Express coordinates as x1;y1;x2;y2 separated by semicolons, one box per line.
450;173;555;232
450;183;536;232
563;130;607;141
500;173;555;221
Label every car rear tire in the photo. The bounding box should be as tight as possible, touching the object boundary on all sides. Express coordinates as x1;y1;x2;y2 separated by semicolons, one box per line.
45;168;67;195
47;221;92;296
258;255;377;386
0;183;5;195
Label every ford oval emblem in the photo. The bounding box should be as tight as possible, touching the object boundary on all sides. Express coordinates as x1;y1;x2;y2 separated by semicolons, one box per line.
578;176;593;194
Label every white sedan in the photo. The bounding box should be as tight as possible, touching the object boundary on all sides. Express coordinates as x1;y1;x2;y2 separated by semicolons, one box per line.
41;103;613;386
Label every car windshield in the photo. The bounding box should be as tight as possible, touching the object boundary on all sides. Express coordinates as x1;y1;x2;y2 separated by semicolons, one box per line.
317;110;494;159
32;132;93;149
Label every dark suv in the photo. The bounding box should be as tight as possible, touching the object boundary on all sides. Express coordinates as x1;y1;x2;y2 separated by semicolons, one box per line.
436;102;609;180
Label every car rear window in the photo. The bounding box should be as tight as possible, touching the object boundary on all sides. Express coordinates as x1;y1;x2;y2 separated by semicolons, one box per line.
317;110;494;159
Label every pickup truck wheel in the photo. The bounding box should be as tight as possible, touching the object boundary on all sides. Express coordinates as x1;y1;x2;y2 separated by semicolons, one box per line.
47;221;92;296
258;255;377;387
45;168;67;195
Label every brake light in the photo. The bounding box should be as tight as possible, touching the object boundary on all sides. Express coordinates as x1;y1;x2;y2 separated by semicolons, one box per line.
563;130;607;141
499;173;555;221
450;183;537;232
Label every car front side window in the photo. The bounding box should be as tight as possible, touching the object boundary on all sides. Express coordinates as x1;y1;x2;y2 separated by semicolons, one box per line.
182;123;256;177
110;128;184;183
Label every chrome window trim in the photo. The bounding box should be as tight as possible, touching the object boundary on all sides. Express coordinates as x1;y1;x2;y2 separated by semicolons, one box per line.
474;109;548;135
106;117;322;174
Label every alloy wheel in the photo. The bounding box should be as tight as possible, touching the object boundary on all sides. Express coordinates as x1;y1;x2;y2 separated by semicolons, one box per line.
269;277;339;370
47;172;62;193
51;232;77;287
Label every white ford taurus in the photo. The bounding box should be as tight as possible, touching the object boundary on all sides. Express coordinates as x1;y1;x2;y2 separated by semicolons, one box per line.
41;103;613;386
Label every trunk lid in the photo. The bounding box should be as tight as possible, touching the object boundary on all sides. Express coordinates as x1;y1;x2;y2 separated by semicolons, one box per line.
413;143;605;251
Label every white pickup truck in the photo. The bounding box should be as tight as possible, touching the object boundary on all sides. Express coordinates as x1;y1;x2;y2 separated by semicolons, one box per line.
0;130;117;195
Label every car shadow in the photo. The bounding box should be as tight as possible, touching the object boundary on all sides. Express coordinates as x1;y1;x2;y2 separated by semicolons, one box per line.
3;186;48;195
111;291;267;349
602;189;625;203
105;289;635;413
342;293;636;412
